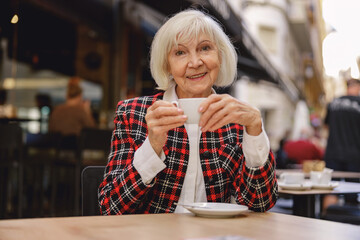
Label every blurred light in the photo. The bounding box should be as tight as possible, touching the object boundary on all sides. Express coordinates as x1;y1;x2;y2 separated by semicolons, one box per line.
322;0;360;77
11;14;19;24
41;106;50;116
323;32;357;77
3;78;16;89
28;121;40;134
28;108;41;120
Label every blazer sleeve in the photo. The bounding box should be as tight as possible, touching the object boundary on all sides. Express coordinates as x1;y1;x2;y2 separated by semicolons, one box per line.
98;100;152;215
234;149;278;212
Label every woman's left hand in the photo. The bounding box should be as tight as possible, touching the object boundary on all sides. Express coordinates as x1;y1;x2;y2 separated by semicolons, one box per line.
199;94;262;135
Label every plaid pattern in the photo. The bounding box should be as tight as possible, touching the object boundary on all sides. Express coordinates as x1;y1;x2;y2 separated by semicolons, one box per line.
98;92;278;215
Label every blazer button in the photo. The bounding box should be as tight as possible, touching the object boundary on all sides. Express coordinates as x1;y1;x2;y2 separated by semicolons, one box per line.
203;151;211;158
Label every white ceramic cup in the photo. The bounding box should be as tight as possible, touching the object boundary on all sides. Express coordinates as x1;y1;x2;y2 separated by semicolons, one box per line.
172;98;206;124
310;168;333;185
279;172;305;184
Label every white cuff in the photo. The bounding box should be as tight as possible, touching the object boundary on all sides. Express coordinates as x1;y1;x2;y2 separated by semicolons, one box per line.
243;125;270;168
133;137;166;184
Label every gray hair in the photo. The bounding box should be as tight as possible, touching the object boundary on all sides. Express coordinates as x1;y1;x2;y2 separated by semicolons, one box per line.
150;9;237;91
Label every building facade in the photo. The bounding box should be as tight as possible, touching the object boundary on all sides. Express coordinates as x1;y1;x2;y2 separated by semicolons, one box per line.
228;0;326;149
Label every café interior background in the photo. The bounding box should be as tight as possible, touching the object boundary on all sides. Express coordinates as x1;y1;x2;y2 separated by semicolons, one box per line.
0;0;359;218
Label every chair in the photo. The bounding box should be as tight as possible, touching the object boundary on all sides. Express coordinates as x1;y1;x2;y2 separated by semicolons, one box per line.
0;123;23;218
322;204;360;225
50;134;79;217
81;166;105;216
78;128;113;159
75;128;112;215
24;132;61;217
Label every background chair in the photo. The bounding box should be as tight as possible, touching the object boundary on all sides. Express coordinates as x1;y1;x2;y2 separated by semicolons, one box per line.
24;132;61;217
0;123;23;218
322;203;360;225
81;165;105;216
75;128;112;215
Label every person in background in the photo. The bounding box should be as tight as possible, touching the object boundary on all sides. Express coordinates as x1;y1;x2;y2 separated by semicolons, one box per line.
283;128;324;165
0;88;17;118
98;9;277;215
275;130;291;169
324;78;360;172
323;78;360;210
48;77;96;136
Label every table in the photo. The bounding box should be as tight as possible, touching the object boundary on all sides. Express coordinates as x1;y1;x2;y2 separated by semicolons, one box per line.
0;212;359;240
278;181;360;218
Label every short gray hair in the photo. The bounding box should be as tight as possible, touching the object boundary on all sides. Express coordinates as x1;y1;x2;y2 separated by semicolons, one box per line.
150;9;237;91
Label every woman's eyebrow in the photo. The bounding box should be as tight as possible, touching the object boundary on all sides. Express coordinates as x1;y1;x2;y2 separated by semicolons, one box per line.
198;39;213;45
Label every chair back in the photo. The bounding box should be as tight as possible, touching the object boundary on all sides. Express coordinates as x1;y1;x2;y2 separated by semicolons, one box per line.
78;128;112;153
81;166;105;216
26;132;61;149
0;123;23;152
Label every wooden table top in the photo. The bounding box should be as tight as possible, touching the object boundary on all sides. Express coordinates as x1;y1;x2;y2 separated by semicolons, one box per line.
278;181;360;195
0;212;359;240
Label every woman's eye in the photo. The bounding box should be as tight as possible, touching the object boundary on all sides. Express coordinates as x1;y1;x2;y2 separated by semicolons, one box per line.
201;45;211;51
175;50;185;56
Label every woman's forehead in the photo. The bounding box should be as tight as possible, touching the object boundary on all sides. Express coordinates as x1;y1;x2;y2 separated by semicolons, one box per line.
174;32;214;45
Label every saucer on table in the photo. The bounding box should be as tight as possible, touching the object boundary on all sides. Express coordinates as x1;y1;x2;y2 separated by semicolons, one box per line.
278;182;312;191
311;181;339;190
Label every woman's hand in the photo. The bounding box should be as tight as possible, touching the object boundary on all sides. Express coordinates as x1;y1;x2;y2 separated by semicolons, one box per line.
199;94;262;135
145;100;187;156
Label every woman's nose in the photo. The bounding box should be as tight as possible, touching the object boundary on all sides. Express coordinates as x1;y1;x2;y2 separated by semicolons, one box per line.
188;54;203;68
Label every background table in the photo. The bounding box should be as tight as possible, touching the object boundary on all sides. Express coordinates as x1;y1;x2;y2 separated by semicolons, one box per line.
278;181;360;217
0;212;359;240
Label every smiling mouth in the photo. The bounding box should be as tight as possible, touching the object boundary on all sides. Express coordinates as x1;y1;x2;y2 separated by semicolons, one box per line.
187;72;207;79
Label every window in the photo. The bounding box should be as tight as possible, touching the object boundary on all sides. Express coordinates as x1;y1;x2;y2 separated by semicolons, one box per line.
258;25;277;54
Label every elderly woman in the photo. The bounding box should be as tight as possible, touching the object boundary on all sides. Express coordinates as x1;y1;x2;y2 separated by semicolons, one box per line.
99;9;277;214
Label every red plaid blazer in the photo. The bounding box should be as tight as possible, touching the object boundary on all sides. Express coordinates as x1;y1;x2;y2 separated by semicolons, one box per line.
98;92;278;214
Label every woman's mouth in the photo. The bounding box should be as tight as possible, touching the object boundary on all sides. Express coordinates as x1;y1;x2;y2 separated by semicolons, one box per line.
187;72;207;80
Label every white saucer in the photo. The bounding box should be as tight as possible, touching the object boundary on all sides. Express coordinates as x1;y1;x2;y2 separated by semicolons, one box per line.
311;181;339;190
278;182;312;191
181;202;249;218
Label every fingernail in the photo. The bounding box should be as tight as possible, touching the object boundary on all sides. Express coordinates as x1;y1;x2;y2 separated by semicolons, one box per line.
199;107;203;112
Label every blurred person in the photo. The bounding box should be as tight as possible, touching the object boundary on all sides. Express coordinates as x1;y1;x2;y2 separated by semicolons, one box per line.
98;9;278;215
322;78;360;211
0;88;17;118
283;128;324;165
48;77;96;136
324;78;360;172
275;130;290;169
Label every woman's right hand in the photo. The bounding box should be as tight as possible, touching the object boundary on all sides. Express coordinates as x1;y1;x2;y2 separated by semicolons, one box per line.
145;100;187;156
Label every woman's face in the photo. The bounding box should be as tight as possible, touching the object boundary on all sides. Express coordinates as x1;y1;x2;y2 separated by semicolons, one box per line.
167;33;221;98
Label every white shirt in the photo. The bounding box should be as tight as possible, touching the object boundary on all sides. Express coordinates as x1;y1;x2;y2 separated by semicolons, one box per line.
133;84;270;213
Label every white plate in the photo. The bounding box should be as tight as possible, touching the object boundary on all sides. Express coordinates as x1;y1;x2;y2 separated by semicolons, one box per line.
311;181;339;190
278;182;312;190
181;202;249;218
